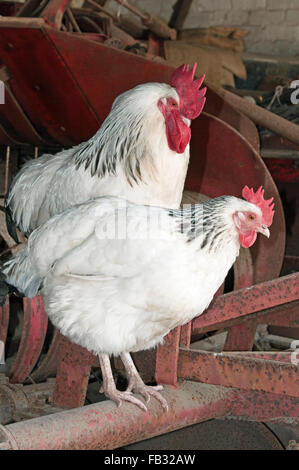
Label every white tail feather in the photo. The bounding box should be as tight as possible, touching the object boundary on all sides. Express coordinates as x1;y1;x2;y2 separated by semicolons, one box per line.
2;248;41;298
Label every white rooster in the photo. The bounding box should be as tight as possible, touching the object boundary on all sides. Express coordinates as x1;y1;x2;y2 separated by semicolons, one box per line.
3;186;274;411
6;64;206;237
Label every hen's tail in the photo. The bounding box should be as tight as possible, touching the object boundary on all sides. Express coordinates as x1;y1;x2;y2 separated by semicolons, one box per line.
6;147;74;235
2;248;42;299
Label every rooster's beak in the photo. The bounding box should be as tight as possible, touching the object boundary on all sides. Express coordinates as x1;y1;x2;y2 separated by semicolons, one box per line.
258;225;270;238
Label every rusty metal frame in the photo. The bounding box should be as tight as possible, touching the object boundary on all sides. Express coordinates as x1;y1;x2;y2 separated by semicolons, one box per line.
178;349;299;397
0;381;297;450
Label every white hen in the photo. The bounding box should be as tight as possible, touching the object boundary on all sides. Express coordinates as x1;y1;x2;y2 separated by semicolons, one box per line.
7;64;206;236
4;186;274;410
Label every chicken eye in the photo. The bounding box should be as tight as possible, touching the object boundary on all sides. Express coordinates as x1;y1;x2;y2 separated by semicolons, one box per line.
248;214;255;221
168;98;177;107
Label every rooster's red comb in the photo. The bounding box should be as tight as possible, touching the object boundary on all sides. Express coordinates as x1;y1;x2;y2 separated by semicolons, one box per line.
170;63;206;120
242;185;275;227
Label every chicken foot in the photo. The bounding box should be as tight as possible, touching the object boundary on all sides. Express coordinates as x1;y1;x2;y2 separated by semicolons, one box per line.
120;352;169;411
98;353;147;411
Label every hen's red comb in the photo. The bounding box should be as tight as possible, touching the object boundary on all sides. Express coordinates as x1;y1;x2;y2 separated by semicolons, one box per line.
170;63;206;120
242;185;275;226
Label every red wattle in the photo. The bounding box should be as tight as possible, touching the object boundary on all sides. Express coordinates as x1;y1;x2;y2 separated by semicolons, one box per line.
164;109;191;154
239;231;257;248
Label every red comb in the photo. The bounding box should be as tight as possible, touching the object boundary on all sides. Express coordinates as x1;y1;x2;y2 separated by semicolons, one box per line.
170;63;207;120
242;185;275;226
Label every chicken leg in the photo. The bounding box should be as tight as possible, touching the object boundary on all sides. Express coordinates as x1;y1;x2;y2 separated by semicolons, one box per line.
98;353;148;411
120;352;168;411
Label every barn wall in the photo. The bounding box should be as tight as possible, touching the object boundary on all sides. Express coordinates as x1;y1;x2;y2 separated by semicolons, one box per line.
107;0;299;57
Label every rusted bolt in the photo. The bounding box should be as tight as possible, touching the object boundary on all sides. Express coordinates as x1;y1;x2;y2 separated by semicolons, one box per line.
7;43;13;49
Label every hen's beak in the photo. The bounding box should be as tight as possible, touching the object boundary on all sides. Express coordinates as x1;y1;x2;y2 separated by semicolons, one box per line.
258;225;270;238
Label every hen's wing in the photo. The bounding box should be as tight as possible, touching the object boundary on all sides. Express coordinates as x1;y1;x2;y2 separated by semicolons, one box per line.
3;197;178;297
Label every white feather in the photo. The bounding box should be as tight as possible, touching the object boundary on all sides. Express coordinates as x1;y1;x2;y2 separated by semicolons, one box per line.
4;196;262;356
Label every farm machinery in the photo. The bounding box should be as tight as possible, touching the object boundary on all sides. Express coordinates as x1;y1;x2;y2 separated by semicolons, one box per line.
0;0;298;450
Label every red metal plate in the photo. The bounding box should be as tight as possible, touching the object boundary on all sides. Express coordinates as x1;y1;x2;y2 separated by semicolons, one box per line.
178;348;299;398
9;296;48;384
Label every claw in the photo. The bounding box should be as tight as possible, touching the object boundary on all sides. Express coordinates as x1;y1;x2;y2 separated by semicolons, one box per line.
126;379;169;412
99;386;148;411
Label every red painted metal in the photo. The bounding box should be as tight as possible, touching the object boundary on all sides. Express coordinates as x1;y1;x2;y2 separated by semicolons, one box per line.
0;297;9;346
256;301;299;328
52;336;98;408
179;323;192;348
0;381;297;450
224;246;256;351
178;348;299;398
155;327;181;386
0;2;21;17
0;19;100;145
224;321;258;351
262;134;299;184
230;351;298;363
0;383;235;450
9;296;48;384
264;158;299;184
30;330;61;383
1;84;44;145
229;389;299;422
41;0;70;29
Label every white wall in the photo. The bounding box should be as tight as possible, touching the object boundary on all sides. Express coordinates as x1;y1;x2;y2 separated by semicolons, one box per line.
108;0;299;57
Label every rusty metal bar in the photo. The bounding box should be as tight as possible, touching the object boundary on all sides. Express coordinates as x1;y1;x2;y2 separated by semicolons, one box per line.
224;248;256;350
0;381;297;450
30;330;61;382
213;84;299;146
224;320;257;351
257;301;299;328
179;322;192;348
52;337;98;408
0;382;233;450
192;273;299;334
155;327;181;386
0;297;9;346
228;351;297;363
178;348;299;398
41;0;71;29
229;389;299;422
